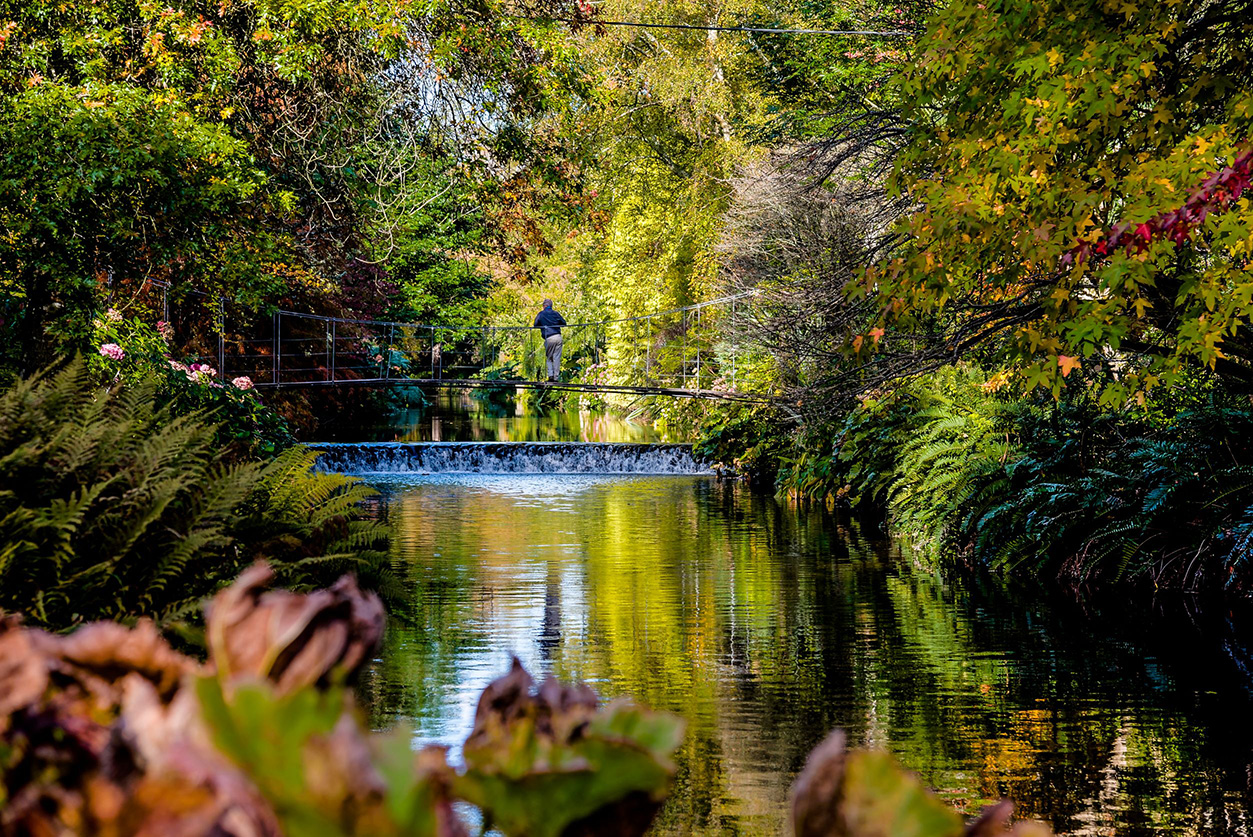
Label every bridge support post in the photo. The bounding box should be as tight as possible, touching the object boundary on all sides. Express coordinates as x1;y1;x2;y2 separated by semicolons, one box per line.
384;324;393;381
272;311;281;386
682;310;688;387
217;297;225;382
646;318;652;383
695;306;702;390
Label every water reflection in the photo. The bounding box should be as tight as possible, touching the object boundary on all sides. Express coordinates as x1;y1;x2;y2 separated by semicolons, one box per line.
314;387;664;443
359;475;1253;836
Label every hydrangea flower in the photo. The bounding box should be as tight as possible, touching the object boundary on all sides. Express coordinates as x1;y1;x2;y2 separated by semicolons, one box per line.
105;308;123;322
98;343;125;360
186;363;218;383
232;376;254;391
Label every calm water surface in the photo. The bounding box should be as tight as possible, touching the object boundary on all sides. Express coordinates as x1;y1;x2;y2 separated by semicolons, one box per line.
349;397;1253;835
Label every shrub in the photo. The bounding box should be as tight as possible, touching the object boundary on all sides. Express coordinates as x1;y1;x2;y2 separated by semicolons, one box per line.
970;395;1253;590
0;360;390;629
90;313;294;456
694;403;792;483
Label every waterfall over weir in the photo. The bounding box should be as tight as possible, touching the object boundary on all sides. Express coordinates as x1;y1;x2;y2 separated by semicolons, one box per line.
310;442;711;475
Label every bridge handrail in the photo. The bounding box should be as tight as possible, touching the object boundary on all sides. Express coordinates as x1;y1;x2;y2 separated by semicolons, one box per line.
270;289;759;332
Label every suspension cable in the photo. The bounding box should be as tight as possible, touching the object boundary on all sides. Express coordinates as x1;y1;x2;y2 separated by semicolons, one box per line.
273;289;759;332
515;16;913;37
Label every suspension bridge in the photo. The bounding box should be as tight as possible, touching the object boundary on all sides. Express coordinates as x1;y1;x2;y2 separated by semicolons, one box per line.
163;290;770;404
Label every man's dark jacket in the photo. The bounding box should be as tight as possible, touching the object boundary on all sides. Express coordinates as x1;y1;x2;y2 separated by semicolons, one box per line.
534;308;566;339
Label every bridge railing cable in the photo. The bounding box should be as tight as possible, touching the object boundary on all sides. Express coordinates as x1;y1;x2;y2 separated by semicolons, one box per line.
139;282;762;397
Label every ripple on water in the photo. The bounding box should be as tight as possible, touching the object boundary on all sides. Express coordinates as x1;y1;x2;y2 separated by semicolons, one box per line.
356;473;1253;837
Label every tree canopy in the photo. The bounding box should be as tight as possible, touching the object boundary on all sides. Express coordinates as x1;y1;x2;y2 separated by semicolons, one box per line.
870;0;1253;403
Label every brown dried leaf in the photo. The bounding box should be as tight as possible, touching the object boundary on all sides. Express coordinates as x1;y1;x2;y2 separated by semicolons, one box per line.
468;656;537;743
965;801;1015;836
790;730;848;837
964;801;1054;836
1;612;282;837
414;746;471;837
60;619;196;698
304;712;388;806
205;562;384;693
147;735;284;837
0;614;48;716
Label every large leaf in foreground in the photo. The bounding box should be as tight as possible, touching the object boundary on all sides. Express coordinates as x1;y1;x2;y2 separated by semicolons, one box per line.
456;659;685;837
791;731;1053;837
197;677;465;837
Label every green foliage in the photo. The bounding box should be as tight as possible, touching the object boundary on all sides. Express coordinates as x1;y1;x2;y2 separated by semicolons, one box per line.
791;731;1051;837
826;751;965;837
843;368;1014;558
777;366;1253;590
875;0;1253;400
0;360;390;628
0;81;271;369
694;403;792;483
238;446;396;602
0;0;411;371
380;151;498;327
966;393;1253;590
197;678;461;837
496;0;920;403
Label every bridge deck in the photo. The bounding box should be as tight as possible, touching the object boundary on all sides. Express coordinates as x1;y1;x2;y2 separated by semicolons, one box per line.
252;377;771;403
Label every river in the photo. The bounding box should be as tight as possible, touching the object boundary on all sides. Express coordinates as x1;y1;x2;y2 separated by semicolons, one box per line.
323;391;1253;835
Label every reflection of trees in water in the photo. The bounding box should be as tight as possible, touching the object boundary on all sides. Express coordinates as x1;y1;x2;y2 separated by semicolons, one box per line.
539;562;561;660
347;387;670;442
362;476;1253;835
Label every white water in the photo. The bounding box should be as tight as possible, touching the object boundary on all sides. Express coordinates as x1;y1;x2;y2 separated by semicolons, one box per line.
310;442;711;475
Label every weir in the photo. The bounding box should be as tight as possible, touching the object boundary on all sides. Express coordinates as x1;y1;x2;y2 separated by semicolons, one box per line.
310;441;712;475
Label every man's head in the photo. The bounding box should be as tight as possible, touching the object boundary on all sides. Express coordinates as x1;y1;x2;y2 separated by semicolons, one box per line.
542;298;553;310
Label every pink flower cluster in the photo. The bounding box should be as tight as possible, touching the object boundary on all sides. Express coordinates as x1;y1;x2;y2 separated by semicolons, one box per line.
1065;147;1253;267
156;320;174;342
187;363;217;382
168;361;217;384
166;360;253;392
98;343;124;360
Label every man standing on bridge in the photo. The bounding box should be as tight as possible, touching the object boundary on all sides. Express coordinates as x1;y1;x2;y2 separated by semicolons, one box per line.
533;298;566;382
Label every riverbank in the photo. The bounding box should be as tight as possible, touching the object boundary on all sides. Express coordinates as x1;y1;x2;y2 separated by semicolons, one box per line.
697;365;1253;595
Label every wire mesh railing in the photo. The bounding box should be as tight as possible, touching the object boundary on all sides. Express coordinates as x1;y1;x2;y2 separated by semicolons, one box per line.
143;285;760;396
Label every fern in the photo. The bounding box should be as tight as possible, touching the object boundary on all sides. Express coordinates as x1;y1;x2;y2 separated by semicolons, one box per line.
0;359;394;629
